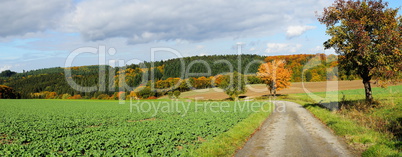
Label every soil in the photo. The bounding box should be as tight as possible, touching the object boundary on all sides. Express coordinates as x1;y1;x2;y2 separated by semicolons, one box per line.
235;101;356;157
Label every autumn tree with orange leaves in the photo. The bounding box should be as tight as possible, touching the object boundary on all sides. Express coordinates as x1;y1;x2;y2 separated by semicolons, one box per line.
257;60;292;96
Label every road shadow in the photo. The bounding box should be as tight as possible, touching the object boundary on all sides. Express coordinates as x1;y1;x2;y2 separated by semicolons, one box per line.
303;102;340;111
257;94;288;99
304;99;378;112
261;94;287;97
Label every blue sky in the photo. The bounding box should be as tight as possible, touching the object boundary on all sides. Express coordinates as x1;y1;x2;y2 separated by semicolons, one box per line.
0;0;401;72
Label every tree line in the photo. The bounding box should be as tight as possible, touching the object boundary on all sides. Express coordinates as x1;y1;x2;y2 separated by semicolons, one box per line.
0;54;356;99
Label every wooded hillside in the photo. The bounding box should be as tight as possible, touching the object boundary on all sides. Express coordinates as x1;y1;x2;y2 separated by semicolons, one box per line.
0;54;355;99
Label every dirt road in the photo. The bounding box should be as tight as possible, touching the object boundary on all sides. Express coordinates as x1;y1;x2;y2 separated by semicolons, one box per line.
235;101;355;157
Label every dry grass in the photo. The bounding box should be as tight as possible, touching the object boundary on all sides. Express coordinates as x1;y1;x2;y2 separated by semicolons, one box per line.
0;133;13;144
127;117;157;123
339;101;388;133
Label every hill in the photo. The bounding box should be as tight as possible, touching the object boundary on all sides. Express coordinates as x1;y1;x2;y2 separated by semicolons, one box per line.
0;54;354;99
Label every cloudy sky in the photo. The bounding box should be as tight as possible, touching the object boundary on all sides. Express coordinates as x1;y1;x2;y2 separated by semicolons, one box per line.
1;0;401;72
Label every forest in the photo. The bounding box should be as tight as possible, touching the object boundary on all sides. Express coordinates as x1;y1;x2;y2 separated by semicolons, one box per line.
0;54;355;99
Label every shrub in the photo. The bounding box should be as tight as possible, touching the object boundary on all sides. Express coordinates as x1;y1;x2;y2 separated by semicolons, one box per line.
147;96;157;99
0;85;18;99
97;94;110;100
173;90;180;99
167;91;174;99
62;94;72;99
137;87;155;99
68;95;82;99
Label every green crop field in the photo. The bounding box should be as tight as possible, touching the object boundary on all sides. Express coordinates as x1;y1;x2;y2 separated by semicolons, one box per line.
0;99;270;156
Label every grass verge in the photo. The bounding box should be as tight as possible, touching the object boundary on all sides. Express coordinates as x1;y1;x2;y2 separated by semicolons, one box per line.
283;85;402;157
191;102;273;157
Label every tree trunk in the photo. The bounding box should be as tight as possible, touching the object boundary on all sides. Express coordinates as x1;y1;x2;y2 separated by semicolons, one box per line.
234;95;239;101
363;78;373;102
267;85;272;96
273;81;277;97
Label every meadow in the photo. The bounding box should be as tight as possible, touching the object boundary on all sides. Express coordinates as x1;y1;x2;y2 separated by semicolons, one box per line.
0;99;272;156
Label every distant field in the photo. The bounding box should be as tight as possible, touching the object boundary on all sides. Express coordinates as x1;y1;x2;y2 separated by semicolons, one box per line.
0;99;269;156
171;80;402;100
290;83;402;103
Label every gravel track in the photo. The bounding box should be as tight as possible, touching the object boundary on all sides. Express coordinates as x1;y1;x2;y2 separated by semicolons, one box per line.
235;101;355;157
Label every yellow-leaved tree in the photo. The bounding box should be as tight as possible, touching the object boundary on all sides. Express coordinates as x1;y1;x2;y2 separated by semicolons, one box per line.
257;60;292;96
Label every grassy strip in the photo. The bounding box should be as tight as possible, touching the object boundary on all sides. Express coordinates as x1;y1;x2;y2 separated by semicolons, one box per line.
191;102;273;157
287;98;401;157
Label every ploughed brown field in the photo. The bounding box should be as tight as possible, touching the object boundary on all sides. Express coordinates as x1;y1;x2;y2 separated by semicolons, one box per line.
164;80;402;100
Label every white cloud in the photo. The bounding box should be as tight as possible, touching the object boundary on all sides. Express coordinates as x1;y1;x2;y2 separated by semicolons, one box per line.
196;45;205;49
324;47;337;54
310;45;324;53
0;0;72;37
309;45;337;54
63;0;329;44
0;65;12;72
286;25;317;38
265;43;302;53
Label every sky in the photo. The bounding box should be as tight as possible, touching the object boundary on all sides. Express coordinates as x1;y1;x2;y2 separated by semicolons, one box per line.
0;0;401;72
